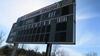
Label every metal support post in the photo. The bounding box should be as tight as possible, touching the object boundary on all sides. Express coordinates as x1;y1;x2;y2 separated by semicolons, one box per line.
11;43;18;56
45;43;52;56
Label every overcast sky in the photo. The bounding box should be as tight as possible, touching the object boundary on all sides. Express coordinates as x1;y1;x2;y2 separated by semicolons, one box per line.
0;0;100;56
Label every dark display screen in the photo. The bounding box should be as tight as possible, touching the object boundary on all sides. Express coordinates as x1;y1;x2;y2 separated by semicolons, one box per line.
6;1;75;44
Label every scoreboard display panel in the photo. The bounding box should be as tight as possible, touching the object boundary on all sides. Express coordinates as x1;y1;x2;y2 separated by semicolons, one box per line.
7;0;75;44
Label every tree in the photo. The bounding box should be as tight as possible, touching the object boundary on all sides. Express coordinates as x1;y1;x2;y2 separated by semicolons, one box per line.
56;49;67;56
1;45;13;56
52;45;60;56
0;31;5;45
86;52;97;56
16;44;26;56
52;45;68;56
34;46;39;52
20;44;26;49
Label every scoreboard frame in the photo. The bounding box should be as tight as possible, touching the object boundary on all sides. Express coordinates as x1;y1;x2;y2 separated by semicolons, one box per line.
6;0;76;44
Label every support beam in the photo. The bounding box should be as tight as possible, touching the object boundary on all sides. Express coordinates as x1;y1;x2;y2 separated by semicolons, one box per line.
46;43;52;56
11;43;18;56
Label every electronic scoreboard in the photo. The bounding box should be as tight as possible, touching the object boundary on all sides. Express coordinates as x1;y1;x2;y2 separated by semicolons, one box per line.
7;0;75;44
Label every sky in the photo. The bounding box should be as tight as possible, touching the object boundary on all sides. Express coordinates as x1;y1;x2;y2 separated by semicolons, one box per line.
0;0;100;56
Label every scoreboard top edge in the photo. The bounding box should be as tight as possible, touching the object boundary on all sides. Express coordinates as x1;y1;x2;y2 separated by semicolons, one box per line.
17;0;75;22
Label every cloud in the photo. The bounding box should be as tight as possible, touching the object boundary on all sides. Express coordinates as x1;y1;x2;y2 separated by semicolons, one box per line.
76;0;100;21
76;10;100;21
